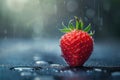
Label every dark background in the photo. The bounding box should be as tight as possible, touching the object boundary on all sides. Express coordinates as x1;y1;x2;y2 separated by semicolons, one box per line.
0;0;120;40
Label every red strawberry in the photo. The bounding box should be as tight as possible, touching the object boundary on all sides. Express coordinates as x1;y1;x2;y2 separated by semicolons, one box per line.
60;16;94;67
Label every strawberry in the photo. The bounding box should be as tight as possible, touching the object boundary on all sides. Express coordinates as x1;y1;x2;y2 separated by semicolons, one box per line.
60;16;94;67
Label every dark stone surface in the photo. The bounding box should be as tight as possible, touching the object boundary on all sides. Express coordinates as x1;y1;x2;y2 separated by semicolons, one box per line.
0;39;120;80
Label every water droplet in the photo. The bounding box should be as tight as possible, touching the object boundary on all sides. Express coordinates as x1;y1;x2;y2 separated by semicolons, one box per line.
60;70;63;73
10;67;34;72
0;64;5;67
94;68;102;72
45;67;48;70
86;70;93;73
112;72;120;76
33;56;41;61
20;71;32;76
34;76;54;80
35;61;49;66
34;77;41;80
63;70;67;73
67;70;74;74
62;70;74;76
54;70;59;73
50;64;61;67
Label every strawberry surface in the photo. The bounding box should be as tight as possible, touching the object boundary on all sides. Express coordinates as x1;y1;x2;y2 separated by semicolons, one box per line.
60;16;94;67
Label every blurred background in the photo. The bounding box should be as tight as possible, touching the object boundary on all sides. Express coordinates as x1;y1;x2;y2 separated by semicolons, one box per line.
0;0;120;66
0;0;120;39
0;0;120;80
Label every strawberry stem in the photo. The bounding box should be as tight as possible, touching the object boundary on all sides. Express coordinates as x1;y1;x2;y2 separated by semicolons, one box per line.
60;16;94;36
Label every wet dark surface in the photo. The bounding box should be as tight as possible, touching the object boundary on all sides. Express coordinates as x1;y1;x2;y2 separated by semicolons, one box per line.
0;39;120;80
0;65;120;80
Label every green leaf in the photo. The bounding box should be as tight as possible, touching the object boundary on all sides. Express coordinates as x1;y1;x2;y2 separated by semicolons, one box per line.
84;24;91;32
79;19;84;29
59;28;71;33
74;16;84;30
89;31;95;36
62;22;67;28
68;19;74;30
74;16;79;29
69;19;74;24
69;23;74;30
60;16;94;35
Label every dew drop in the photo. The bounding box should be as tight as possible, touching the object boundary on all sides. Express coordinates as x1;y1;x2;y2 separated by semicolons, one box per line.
60;70;63;73
54;70;59;73
33;55;41;61
34;76;54;80
10;67;35;72
94;68;102;72
86;70;93;74
50;64;61;67
34;77;41;80
20;71;32;76
35;61;49;66
112;72;120;76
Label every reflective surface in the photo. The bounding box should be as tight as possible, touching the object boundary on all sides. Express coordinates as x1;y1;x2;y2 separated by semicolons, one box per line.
0;39;120;80
0;64;120;80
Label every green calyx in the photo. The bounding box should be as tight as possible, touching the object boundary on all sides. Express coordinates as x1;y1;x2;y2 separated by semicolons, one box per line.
60;16;95;36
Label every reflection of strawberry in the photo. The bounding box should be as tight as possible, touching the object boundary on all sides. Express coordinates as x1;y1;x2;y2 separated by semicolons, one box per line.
60;16;94;67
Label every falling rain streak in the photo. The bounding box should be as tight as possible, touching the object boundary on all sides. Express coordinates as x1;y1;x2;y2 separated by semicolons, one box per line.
0;0;105;39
